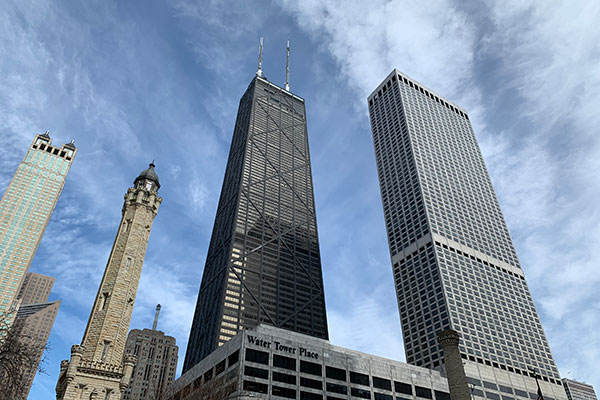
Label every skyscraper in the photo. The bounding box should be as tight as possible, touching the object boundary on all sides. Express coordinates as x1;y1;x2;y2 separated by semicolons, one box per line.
183;42;328;372
16;272;55;304
56;163;162;400
15;273;60;399
562;379;598;400
123;305;178;400
0;132;75;314
368;70;566;397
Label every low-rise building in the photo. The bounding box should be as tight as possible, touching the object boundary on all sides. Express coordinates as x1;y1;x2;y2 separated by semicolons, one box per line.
562;379;597;400
167;324;451;400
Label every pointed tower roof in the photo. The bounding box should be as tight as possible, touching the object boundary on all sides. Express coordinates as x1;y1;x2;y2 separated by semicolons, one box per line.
134;162;160;189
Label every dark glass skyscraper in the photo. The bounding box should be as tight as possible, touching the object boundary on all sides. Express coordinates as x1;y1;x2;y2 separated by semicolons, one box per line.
368;70;565;396
183;73;328;372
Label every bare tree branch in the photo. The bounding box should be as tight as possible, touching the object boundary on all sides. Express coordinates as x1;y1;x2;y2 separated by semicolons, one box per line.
0;312;48;399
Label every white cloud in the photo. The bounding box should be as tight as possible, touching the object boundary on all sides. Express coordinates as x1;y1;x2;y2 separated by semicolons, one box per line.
281;0;478;106
134;262;199;375
281;0;600;388
483;0;600;386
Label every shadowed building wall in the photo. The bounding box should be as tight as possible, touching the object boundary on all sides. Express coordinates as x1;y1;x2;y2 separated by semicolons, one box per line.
184;74;328;373
123;305;178;400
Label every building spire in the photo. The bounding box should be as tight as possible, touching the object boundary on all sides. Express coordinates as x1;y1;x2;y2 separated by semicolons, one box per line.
152;304;161;330
285;39;290;91
256;37;264;78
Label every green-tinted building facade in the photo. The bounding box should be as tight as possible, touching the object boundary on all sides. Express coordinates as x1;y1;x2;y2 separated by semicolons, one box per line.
0;132;76;313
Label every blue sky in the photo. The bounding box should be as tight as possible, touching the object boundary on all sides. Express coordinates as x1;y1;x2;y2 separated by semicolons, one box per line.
1;0;599;398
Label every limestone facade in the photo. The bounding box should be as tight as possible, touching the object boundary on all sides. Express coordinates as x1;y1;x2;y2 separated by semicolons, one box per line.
56;164;161;400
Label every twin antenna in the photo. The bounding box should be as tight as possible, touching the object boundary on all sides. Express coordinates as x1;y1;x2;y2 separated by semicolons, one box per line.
256;37;291;92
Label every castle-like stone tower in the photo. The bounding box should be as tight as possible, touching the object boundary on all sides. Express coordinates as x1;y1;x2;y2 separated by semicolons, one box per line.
56;163;162;400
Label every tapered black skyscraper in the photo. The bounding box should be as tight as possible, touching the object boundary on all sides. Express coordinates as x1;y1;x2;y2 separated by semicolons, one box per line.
183;41;328;373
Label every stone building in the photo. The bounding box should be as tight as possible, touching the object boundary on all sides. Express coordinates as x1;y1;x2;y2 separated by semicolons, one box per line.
168;324;452;400
16;301;60;396
16;272;55;304
56;163;162;400
562;379;597;400
14;272;61;398
123;305;179;400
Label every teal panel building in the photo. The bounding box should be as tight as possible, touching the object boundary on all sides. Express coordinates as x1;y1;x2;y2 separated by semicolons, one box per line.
0;132;76;314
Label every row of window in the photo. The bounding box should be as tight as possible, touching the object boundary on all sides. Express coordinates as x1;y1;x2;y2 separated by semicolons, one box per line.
243;378;450;400
245;348;447;398
466;377;557;400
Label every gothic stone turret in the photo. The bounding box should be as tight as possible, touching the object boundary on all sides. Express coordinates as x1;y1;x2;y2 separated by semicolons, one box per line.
56;164;162;400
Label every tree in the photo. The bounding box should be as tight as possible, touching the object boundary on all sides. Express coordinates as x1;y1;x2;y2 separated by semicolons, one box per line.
0;312;48;399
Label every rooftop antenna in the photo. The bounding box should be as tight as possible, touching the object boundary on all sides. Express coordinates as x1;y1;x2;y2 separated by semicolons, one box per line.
152;304;161;330
285;39;290;91
257;37;264;78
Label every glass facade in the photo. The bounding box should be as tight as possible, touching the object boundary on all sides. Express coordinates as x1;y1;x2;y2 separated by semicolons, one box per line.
0;133;75;313
183;76;328;373
368;70;561;383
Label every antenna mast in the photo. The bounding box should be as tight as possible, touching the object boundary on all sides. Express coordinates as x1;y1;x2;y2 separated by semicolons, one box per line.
152;304;161;330
257;37;264;78
285;39;290;91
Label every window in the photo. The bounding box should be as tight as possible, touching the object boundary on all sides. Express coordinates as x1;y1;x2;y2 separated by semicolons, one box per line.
486;393;500;400
351;387;372;399
273;371;296;385
326;366;346;381
300;360;322;376
467;378;481;387
375;393;393;400
244;366;268;379
435;391;450;400
483;382;498;391
215;359;226;375
301;391;324;400
274;354;296;370
301;377;323;390
246;349;269;365
228;350;239;366
101;341;110;361
415;386;432;399
327;382;347;394
244;380;268;394
272;385;296;399
499;386;513;394
99;292;109;310
125;257;132;271
204;369;213;382
350;372;370;387
373;377;391;391
514;389;528;398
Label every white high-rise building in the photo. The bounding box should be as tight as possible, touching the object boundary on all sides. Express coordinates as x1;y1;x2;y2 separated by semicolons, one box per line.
368;70;566;400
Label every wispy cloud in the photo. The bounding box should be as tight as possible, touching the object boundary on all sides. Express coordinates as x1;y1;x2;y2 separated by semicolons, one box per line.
281;0;600;387
2;1;599;397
